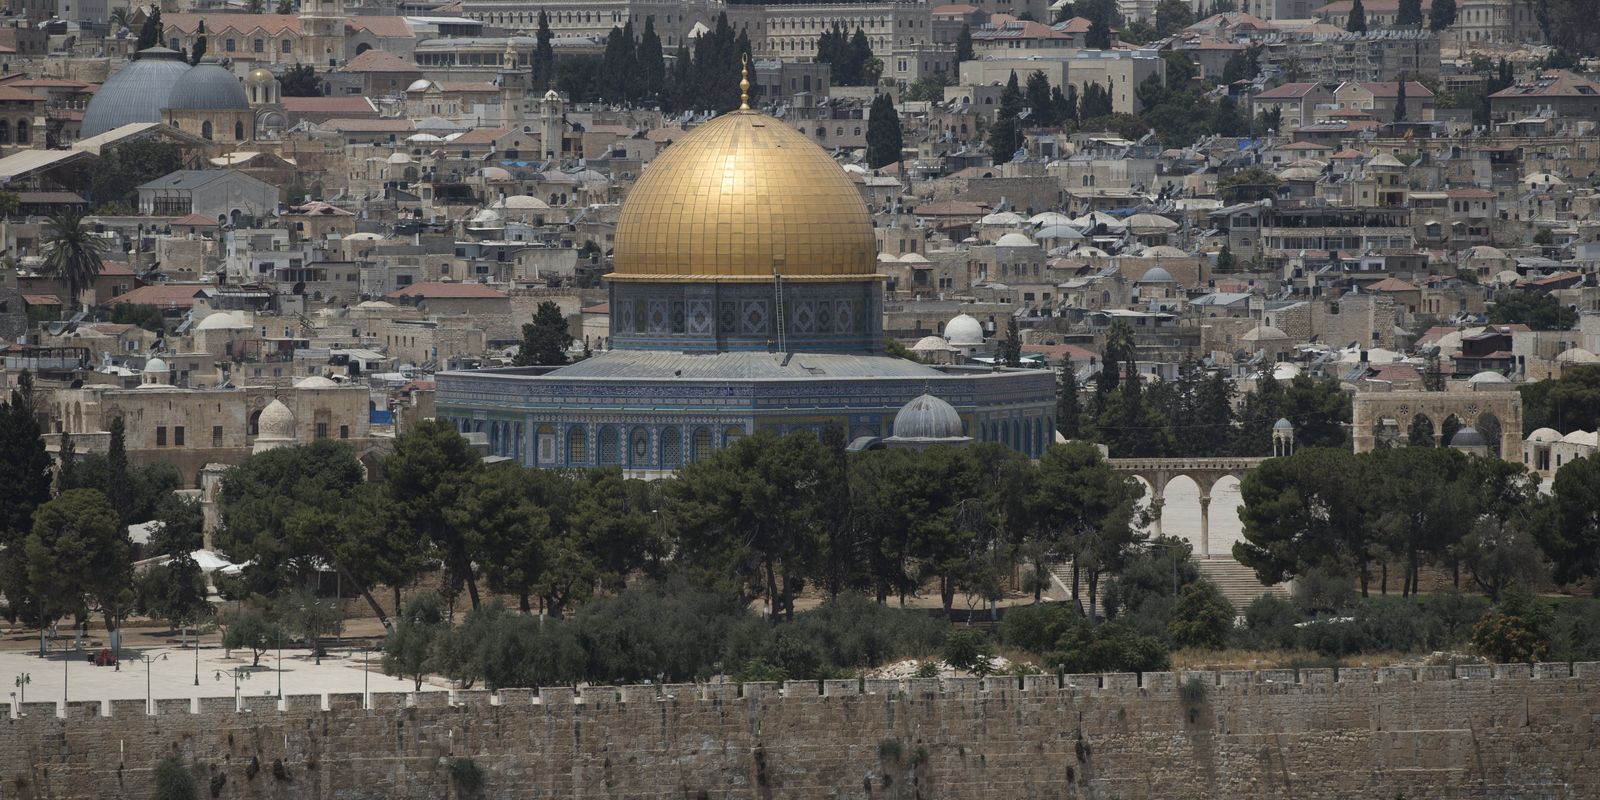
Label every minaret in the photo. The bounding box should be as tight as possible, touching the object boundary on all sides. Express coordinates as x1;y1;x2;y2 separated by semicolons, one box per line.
300;0;345;68
540;89;562;161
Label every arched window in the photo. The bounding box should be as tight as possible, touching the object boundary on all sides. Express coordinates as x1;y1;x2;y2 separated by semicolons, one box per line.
201;120;213;140
15;120;27;144
235;120;245;140
0;120;11;144
567;426;587;464
248;409;261;436
661;426;683;469
598;426;620;465
629;426;650;468
692;427;713;461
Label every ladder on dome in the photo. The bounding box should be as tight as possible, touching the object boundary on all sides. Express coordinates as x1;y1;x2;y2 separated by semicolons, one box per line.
772;268;787;353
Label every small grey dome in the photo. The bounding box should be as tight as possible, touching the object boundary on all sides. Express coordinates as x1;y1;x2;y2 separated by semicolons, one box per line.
891;394;965;441
81;47;193;138
1450;426;1487;449
167;61;249;111
1273;417;1293;431
1139;266;1175;283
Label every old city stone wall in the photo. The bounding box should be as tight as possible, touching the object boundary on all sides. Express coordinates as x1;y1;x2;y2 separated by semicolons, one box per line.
4;664;1599;800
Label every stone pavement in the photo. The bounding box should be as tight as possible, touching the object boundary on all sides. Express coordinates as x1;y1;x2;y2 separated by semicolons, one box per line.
0;643;442;713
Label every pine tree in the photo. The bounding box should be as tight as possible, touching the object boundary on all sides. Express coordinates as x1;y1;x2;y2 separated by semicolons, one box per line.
639;16;665;104
1086;14;1113;49
1347;0;1368;33
1429;0;1457;31
1056;83;1079;124
988;71;1025;165
667;43;691;111
866;94;902;169
999;316;1023;367
532;10;555;90
1394;80;1407;122
1215;244;1236;273
956;23;973;63
1396;0;1424;26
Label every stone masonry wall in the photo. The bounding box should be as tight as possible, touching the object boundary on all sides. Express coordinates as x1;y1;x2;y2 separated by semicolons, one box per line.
4;664;1600;799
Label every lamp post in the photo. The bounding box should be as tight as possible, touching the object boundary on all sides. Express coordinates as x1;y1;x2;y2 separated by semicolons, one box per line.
128;652;168;714
193;627;200;687
214;667;251;707
13;674;28;705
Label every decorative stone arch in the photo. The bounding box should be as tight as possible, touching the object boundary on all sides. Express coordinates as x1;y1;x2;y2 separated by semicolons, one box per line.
1108;457;1266;559
1352;390;1522;457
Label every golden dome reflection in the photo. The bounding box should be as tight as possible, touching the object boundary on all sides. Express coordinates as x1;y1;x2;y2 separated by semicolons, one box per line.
609;110;881;283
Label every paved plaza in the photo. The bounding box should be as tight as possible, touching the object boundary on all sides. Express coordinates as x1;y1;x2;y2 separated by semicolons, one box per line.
0;642;442;714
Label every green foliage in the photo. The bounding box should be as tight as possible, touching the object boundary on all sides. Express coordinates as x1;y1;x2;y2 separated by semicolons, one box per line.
941;628;995;672
513;301;574;366
1428;0;1457;31
1218;166;1281;203
998;316;1022;367
383;591;446;690
1049;622;1169;673
25;488;131;636
955;23;973;62
1154;0;1193;35
135;554;211;633
279;64;321;97
988;71;1025;165
1472;589;1552;663
902;72;955;102
147;494;203;557
221;607;286;667
816;24;878;86
1167;579;1234;650
383;420;485;607
449;758;486;798
136;7;162;52
733;658;789;683
281;588;342;663
91;140;184;212
1235;593;1302;650
866;94;903;169
1520;366;1600;436
1396;0;1423;26
41;210;108;306
882;337;923;362
1027;442;1143;618
151;756;197;800
1534;453;1600;587
1488;290;1576;330
1001;602;1080;653
531;11;555;90
1346;0;1367;32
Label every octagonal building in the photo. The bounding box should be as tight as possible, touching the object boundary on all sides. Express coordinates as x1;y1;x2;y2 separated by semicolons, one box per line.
434;106;1054;472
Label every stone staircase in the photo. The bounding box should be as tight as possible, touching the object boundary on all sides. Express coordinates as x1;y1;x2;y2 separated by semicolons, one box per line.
1195;558;1291;612
1045;558;1290;613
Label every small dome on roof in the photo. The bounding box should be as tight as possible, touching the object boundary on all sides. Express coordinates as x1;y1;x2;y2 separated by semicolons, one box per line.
256;399;296;441
890;394;965;441
1138;266;1175;283
898;252;930;264
498;194;550;210
995;232;1036;248
1556;347;1600;363
294;376;339;389
1464;245;1508;260
1035;225;1084;240
877;253;900;263
544;88;561;102
142;357;168;374
1125;212;1179;232
195;312;247;331
945;313;984;346
247;67;276;84
407;78;434;93
480;166;512;181
167;61;249;111
1450;426;1488;449
1468;370;1510;384
1030;212;1072;227
980;211;1026;226
1273;417;1293;430
1243;325;1289;341
387;151;412;164
1527;427;1562;444
911;335;956;352
356;300;396;309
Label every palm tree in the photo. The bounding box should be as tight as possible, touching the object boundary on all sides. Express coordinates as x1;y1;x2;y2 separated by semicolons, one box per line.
108;6;131;33
41;210;108;311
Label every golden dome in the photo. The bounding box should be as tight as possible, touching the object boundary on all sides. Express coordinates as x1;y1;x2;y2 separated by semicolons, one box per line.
246;68;275;83
609;110;880;283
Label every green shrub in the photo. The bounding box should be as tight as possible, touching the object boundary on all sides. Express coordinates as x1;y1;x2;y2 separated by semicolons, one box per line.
1235;593;1301;650
1421;589;1490;649
778;594;949;669
1472;589;1553;664
1291;567;1358;614
1167;579;1235;650
732;658;788;684
1550;598;1600;662
449;757;485;798
151;757;197;800
999;603;1079;654
913;661;940;678
942;629;995;672
1049;622;1169;674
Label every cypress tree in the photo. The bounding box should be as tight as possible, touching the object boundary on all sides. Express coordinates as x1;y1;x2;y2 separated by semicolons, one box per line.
108;415;130;524
639;16;665;104
988;71;1025;165
1394;79;1407;122
847;27;874;86
1396;0;1423;26
1428;0;1457;31
866;93;902;169
1347;0;1368;33
1056;368;1081;439
135;6;162;54
956;23;973;63
532;10;555;89
1024;70;1054;125
189;20;206;65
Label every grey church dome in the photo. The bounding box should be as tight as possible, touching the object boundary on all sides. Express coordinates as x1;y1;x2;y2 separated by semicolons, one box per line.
167;60;249;111
1450;426;1488;449
81;47;193;138
891;394;965;441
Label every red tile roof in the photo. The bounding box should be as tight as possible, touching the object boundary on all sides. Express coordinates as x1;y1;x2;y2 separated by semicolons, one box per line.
282;96;378;115
386;282;507;300
336;49;419;73
1254;82;1324;99
0;86;40;102
23;294;61;305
